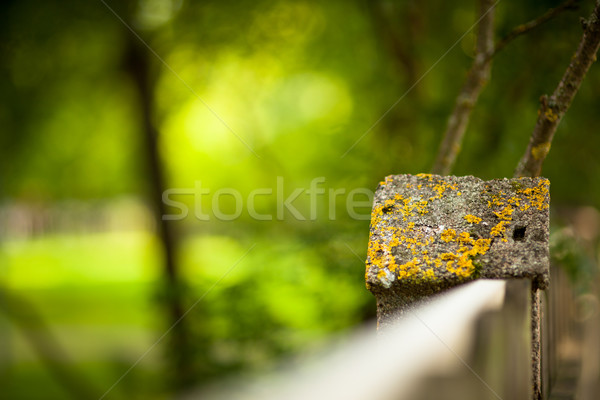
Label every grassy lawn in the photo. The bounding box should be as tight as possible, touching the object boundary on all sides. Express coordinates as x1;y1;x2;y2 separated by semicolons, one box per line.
0;230;370;399
0;231;168;399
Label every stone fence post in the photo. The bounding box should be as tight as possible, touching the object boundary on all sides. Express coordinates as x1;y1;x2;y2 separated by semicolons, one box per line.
365;174;550;398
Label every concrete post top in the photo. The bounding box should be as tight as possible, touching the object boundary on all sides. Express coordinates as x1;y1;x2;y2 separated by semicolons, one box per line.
365;174;550;298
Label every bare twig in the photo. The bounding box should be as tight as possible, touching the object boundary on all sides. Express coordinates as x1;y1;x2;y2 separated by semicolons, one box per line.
515;0;600;177
513;6;600;397
432;0;579;175
432;0;496;175
492;0;579;57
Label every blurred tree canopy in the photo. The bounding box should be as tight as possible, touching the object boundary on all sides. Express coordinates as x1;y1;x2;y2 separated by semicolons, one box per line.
1;0;599;399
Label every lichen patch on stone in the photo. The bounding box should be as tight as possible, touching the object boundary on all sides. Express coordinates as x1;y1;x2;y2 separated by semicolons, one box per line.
365;174;550;296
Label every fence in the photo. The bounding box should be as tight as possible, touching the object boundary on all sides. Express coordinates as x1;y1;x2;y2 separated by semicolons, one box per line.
183;264;597;400
185;174;599;400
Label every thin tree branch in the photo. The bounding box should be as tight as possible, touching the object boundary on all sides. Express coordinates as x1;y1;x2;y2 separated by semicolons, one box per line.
492;0;579;58
515;0;600;178
510;6;597;397
432;0;496;175
124;34;195;388
432;0;580;175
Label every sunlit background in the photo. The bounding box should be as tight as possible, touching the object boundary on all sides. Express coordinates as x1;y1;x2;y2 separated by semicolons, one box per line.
1;0;599;398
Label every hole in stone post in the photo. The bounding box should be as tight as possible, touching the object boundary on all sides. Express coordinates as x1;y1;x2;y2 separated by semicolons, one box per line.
513;226;526;241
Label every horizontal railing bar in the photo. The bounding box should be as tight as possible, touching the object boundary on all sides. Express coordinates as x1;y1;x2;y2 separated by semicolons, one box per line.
184;280;507;400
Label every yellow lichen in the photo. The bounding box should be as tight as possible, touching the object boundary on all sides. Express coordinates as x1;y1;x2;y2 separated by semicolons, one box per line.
395;258;421;279
458;232;474;244
519;179;550;210
481;179;549;244
424;269;436;279
463;214;482;224
544;108;559;123
507;196;521;207
447;260;471;277
491;220;510;241
416;173;434;181
368;174;545;285
441;252;457;261
531;142;551;161
440;228;456;242
494;205;514;221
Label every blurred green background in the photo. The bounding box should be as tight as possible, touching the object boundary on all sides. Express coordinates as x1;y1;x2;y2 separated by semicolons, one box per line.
1;0;599;399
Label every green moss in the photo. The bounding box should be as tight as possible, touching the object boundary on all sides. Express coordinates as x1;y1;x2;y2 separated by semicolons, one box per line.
472;260;483;278
510;180;524;191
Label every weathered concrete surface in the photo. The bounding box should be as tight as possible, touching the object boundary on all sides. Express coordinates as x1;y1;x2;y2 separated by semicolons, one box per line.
365;174;550;324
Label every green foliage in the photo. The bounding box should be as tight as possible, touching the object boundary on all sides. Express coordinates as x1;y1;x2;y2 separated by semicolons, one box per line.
550;227;598;294
1;0;599;398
